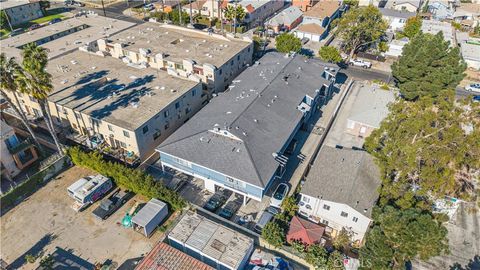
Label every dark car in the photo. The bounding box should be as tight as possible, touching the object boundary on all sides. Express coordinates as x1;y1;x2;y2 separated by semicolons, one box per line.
219;200;241;219
92;188;133;220
8;28;24;37
204;193;228;212
49;18;62;25
28;24;41;31
474;95;480;102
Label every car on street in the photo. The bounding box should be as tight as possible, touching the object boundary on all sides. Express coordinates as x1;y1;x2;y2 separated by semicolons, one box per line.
49;18;62;24
65;0;85;7
8;28;24;37
28;24;41;31
218;200;241;219
349;58;372;68
92;188;133;220
204;192;229;212
473;95;480;102
270;183;289;208
465;83;480;93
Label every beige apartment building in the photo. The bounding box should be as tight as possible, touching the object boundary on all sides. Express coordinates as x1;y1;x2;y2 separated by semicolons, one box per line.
96;23;253;96
6;50;203;161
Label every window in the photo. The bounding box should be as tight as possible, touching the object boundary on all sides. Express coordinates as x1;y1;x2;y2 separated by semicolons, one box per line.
164;110;169;118
123;130;130;138
219;69;222;75
302;195;310;203
75;112;81;118
353;217;358;222
192;89;196;96
175;102;180;109
119;141;127;148
323;204;330;210
230;60;234;66
248;47;251;52
322;220;329;226
142;125;149;134
153;130;161;140
164;122;169;130
237;55;240;61
108;125;113;131
341;211;348;218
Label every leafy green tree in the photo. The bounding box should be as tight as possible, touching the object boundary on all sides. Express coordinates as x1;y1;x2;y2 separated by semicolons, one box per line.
291;239;306;253
402;16;422;38
305;244;328;269
319;46;342;63
262;221;285;248
0;53;44;154
336;6;387;58
474;25;480;36
168;10;190;25
0;10;9;30
15;44;64;155
275;33;301;53
333;228;352;251
223;5;245;33
39;254;54;269
359;206;448;269
391;32;466;100
343;0;359;6
365;92;480;208
281;196;298;219
327;250;346;270
378;41;389;53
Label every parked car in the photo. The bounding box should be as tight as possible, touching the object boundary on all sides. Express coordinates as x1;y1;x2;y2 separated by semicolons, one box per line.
270;183;289;208
465;83;480;93
49;18;62;24
254;210;274;233
92;188;133;220
163;176;187;192
349;58;372;68
219;200;241;219
204;192;228;212
8;28;24;37
65;0;84;7
28;24;41;31
473;95;480;102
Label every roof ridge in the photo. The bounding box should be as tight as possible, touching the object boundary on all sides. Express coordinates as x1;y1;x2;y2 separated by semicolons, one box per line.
242;142;266;187
159;129;209;149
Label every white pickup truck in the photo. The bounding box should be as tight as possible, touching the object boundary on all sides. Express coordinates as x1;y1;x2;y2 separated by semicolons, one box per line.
349;58;372;68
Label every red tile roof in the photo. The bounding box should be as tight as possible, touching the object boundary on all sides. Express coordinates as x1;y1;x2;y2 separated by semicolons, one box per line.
287;216;325;246
135;242;214;270
246;4;255;13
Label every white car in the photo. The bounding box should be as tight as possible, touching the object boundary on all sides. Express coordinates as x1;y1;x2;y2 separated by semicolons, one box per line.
465;83;480;93
270;183;289;208
349;58;372;68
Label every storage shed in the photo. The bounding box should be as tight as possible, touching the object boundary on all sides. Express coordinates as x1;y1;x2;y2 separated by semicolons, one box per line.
131;198;168;237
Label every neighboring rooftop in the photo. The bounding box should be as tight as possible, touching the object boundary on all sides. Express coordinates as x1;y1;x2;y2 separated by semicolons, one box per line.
386;0;422;9
168;211;254;270
267;6;303;27
104;23;252;68
302;146;381;217
379;7;416;18
461;42;480;62
303;1;341;18
131;199;167;229
296;23;326;35
421;20;455;45
135;242;214;270
47;50;199;131
158;52;337;188
1;14;134;59
348;86;395;128
0;0;32;10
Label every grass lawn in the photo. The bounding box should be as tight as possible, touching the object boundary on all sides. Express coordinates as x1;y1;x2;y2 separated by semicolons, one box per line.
0;28;10;38
31;13;64;25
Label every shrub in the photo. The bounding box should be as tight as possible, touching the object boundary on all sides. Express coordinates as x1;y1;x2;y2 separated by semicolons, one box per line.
305;244;328;268
275;33;301;53
25;254;37;264
262;221;285;248
66;147;186;211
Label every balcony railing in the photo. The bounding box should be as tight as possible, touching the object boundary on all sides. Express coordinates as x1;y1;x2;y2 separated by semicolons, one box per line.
8;137;34;154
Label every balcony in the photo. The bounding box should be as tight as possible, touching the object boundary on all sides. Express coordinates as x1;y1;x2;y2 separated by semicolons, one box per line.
8;137;34;155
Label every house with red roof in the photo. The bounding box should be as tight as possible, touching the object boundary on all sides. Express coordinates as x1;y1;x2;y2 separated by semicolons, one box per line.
287;216;326;246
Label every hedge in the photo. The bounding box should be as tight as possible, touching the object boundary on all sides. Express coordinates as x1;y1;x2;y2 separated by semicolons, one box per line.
215;22;245;33
195;16;217;27
67;147;186;211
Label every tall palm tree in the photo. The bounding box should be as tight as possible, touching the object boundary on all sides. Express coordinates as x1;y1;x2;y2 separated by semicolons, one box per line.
0;53;44;154
233;4;245;34
223;5;235;32
15;43;64;155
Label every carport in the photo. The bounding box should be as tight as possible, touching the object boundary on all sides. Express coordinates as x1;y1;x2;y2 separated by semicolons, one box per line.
131;198;168;237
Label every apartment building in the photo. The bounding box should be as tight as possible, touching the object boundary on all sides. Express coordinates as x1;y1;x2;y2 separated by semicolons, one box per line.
7;50;203;161
1;15;135;59
298;146;381;244
0;0;43;26
96;23;253;97
157;52;338;204
237;0;285;27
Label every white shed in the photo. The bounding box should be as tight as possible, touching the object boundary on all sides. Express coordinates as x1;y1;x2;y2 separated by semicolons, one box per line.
131;198;168;237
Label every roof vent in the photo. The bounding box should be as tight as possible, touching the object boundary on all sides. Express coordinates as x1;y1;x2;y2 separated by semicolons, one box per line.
253;119;258;123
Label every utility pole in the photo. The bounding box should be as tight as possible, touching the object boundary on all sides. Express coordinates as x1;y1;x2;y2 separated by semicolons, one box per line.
3;11;13;32
178;4;182;25
101;0;106;17
189;0;193;26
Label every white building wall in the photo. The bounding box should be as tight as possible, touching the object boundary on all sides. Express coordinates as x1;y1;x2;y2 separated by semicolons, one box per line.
298;194;372;242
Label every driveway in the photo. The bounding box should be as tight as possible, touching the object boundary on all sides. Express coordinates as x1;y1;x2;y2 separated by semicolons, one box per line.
0;166;159;269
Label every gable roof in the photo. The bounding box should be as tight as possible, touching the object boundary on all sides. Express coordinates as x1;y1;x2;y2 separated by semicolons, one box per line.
304;1;341;19
158;52;337;188
301;146;381;218
135;242;214;270
296;23;327;35
267;6;303;27
287;216;325;245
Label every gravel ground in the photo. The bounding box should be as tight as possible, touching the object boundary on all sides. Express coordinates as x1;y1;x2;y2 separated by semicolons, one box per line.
0;166;159;269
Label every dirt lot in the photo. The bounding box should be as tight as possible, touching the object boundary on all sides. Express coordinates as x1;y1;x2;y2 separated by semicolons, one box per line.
1;166;160;269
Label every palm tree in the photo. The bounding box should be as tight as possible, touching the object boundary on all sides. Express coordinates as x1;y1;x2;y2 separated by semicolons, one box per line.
0;53;44;154
233;4;246;34
15;43;64;155
223;5;235;32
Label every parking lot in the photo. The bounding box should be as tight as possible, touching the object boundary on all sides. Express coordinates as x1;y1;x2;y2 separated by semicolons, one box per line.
0;166;159;269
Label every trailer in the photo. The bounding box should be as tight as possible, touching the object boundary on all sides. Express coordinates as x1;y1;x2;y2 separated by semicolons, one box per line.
70;174;113;212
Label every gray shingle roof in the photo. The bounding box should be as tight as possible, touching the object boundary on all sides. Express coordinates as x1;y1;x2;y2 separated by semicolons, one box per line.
267;6;303;27
158;52;337;188
379;8;417;19
301;146;381;217
348;86;395;128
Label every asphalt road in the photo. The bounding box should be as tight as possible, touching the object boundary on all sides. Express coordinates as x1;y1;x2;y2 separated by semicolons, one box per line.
51;1;145;23
342;66;393;83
